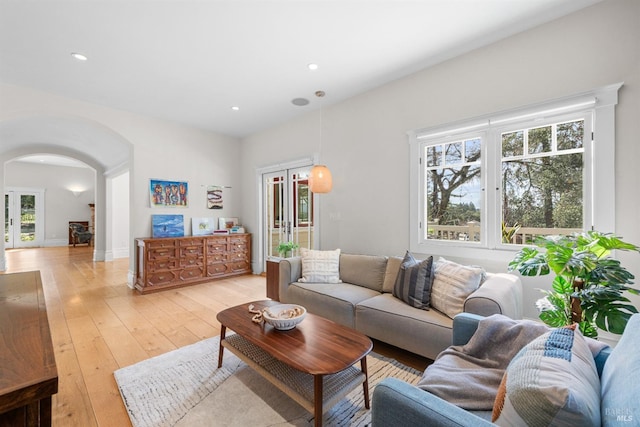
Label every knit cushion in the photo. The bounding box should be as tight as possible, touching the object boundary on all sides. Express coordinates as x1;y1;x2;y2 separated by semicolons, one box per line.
430;257;484;318
298;248;341;283
493;325;601;426
392;251;433;310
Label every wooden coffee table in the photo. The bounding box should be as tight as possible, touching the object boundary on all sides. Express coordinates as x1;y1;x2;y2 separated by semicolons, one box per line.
217;300;373;427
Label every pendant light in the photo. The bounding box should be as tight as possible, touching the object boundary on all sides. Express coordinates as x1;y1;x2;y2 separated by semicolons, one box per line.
309;164;332;193
309;90;333;194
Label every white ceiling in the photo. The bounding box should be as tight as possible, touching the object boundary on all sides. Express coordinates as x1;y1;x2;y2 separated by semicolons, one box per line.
0;0;601;139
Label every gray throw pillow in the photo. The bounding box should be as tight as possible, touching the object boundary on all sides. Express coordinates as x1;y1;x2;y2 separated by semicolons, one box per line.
392;251;433;310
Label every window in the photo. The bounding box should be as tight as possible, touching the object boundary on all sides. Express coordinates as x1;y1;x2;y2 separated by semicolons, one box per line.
409;84;621;256
501;118;586;244
425;137;482;242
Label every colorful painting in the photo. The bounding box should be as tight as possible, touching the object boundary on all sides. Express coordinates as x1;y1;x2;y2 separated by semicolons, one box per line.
150;179;188;208
152;214;184;238
192;217;215;236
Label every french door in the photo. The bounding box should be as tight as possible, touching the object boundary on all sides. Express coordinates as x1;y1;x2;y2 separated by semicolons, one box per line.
263;166;315;262
4;189;44;248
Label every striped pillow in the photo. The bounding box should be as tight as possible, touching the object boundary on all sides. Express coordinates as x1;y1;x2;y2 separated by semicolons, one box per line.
392;251;433;310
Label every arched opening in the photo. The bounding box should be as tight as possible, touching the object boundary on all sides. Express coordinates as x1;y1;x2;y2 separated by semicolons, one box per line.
0;115;132;271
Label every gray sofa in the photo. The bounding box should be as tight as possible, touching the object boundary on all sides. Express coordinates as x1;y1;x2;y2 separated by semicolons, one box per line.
278;253;523;360
372;312;638;426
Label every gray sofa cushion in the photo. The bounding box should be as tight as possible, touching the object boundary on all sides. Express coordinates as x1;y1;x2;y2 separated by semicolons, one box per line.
286;282;380;328
356;293;453;360
383;256;403;293
339;253;388;292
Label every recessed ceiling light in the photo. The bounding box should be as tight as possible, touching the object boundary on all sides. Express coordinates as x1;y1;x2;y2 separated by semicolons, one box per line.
292;98;310;106
307;63;318;71
71;52;88;61
231;106;240;111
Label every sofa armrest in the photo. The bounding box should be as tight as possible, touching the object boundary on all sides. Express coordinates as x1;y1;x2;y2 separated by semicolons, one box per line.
278;256;302;302
452;312;484;346
463;273;523;319
371;378;493;427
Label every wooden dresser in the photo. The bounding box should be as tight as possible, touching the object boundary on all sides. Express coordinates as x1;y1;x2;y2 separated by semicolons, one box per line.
135;234;251;294
0;271;58;426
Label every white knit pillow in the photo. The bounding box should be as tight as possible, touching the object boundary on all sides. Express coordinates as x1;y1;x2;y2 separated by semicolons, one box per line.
430;257;484;318
299;248;342;283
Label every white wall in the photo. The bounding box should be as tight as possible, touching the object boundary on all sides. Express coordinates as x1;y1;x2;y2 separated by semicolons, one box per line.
5;161;95;246
110;171;130;258
241;0;640;319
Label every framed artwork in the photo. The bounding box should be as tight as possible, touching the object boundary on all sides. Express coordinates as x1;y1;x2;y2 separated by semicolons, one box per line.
207;185;223;209
192;217;215;236
219;217;238;230
150;179;188;208
152;214;184;238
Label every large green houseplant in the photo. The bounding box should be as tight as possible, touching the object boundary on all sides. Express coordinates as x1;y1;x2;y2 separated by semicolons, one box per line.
508;231;639;338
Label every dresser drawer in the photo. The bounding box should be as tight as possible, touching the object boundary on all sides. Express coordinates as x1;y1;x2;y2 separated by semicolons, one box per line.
179;266;205;281
229;238;249;252
147;239;176;249
147;271;178;286
207;252;227;263
148;248;177;261
228;251;248;262
227;260;250;273
148;259;179;271
181;256;204;267
207;238;228;253
180;246;204;257
179;238;204;247
207;263;228;277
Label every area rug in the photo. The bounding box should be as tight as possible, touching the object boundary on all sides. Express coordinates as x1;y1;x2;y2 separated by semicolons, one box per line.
114;335;422;427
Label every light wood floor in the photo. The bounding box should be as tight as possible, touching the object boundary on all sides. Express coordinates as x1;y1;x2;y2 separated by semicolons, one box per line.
1;246;428;426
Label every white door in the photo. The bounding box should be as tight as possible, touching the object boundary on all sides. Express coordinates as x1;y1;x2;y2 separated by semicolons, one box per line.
263;166;315;262
4;189;44;248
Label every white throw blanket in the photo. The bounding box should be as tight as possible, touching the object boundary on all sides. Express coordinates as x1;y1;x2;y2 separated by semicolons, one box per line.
417;314;551;410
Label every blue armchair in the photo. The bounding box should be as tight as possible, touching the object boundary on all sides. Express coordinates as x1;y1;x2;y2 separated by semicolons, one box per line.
69;222;93;246
371;312;639;426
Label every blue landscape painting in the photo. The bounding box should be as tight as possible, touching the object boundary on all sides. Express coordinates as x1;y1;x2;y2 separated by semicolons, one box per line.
152;214;184;238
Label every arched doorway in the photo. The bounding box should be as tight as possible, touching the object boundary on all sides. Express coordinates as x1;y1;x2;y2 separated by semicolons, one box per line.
0;114;132;271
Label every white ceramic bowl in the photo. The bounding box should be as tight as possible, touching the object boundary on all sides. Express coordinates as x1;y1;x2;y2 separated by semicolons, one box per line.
262;304;306;331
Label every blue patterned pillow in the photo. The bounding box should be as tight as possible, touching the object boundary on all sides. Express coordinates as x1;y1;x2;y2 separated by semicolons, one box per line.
392;251;433;310
493;325;601;426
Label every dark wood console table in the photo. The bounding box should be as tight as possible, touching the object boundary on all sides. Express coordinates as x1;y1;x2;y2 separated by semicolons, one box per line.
0;271;58;426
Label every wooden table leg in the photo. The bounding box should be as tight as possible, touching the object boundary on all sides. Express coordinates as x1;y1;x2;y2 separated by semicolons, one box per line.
361;356;370;409
217;325;226;368
314;374;323;427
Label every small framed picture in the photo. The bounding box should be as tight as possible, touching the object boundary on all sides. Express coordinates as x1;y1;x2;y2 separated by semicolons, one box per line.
218;217;238;230
192;217;215;236
152;214;185;238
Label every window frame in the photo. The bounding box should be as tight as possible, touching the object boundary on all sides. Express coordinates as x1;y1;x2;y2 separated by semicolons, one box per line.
408;83;621;259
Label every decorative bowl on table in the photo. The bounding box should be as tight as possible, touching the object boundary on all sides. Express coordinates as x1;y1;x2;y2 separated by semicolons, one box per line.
262;304;307;331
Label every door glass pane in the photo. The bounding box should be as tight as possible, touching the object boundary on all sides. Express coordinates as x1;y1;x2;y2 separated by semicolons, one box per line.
265;174;286;258
20;194;36;242
291;170;314;251
4;194;9;243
